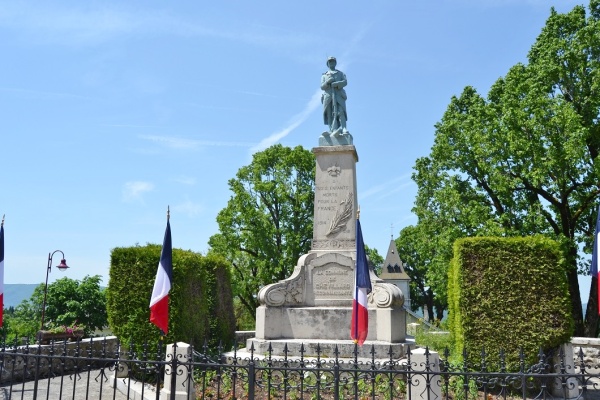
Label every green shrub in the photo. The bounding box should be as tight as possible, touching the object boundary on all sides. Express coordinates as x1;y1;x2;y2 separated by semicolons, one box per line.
415;329;453;353
447;236;573;369
106;245;236;352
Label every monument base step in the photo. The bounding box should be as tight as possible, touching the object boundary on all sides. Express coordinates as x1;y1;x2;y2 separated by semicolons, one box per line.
240;337;416;360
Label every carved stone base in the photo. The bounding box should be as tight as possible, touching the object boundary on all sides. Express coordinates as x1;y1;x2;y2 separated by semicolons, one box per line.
319;132;353;146
244;337;415;360
255;305;406;343
256;251;406;343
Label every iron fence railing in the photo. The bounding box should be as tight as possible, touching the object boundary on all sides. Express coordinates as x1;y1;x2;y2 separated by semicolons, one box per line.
0;336;598;400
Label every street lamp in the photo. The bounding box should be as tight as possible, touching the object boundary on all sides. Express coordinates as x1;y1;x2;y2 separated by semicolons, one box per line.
40;250;69;330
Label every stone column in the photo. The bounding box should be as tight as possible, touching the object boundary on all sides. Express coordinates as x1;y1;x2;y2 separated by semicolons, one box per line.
161;342;195;400
409;348;442;400
311;145;358;255
551;343;579;400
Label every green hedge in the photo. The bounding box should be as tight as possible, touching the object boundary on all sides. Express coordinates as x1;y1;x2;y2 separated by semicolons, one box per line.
106;245;236;352
448;236;573;368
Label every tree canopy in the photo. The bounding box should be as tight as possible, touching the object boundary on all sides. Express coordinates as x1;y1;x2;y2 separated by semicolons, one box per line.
1;275;107;340
208;144;315;323
395;225;445;322
40;275;107;335
409;1;600;335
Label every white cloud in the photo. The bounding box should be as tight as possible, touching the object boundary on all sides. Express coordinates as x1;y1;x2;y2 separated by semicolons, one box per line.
0;4;139;45
172;199;203;217
250;89;322;154
174;176;196;186
359;174;413;201
0;87;96;101
0;3;321;50
139;134;254;150
139;135;200;150
122;181;154;203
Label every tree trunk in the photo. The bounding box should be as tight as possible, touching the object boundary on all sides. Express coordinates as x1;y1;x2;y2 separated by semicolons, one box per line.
425;293;435;323
567;266;584;336
560;238;584;336
584;276;599;337
435;306;445;322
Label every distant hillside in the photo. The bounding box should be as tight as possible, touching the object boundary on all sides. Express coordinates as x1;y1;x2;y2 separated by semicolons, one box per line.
3;284;38;308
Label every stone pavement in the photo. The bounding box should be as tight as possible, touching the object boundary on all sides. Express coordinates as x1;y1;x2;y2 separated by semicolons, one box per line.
0;368;153;400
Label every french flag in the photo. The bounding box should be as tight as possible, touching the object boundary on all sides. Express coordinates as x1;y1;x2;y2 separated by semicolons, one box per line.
0;217;4;327
592;205;600;315
149;218;172;334
351;218;372;345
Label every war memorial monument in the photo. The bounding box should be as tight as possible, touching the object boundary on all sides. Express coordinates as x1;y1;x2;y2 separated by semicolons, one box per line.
247;57;411;359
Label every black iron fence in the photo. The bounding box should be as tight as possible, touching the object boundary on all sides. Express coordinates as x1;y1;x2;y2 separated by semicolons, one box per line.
0;336;598;400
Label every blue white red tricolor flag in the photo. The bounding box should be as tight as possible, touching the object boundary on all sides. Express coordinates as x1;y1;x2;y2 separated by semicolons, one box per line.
0;216;4;327
149;218;172;334
592;205;600;315
351;218;372;345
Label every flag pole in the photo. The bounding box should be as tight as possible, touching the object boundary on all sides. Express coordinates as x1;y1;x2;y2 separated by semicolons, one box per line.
353;207;360;344
150;206;173;337
351;205;371;345
592;204;600;315
163;206;169;341
0;214;4;329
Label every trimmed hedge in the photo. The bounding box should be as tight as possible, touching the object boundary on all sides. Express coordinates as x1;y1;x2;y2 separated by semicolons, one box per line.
448;236;573;368
106;245;236;352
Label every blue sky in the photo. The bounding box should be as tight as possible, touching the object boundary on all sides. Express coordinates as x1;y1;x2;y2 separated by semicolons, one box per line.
0;0;590;301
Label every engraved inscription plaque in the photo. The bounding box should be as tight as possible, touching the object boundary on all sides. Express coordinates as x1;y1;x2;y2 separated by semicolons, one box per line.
312;263;353;300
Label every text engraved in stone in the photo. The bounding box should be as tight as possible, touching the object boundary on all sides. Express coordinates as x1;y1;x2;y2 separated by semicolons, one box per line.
313;265;352;298
311;239;355;250
316;186;351;212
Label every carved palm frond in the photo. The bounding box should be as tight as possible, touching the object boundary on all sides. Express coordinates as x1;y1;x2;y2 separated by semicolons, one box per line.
326;192;353;236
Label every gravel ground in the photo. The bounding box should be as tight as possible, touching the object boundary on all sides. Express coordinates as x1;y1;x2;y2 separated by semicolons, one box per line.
0;368;135;400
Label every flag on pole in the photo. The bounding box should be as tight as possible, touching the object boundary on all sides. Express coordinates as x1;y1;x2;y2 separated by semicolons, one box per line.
149;216;172;334
591;205;600;315
351;217;372;345
0;216;4;327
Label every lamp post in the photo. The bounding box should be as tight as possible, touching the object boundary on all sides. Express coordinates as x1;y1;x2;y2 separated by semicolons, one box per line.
40;250;69;330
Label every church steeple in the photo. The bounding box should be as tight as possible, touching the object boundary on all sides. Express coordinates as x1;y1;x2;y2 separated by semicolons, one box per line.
379;236;411;310
380;237;410;280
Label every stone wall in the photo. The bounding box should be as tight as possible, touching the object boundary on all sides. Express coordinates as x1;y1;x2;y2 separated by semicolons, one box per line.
0;336;119;383
572;337;600;372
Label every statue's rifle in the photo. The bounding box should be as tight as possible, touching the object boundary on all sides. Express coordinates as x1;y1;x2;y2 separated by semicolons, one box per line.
330;73;339;132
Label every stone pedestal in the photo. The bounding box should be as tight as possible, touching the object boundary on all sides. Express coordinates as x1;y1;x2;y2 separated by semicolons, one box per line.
409;348;442;400
551;343;578;399
161;342;195;400
250;144;410;360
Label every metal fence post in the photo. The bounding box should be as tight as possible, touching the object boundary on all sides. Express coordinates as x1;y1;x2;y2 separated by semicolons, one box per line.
170;342;177;400
160;342;195;400
248;360;255;400
32;343;41;400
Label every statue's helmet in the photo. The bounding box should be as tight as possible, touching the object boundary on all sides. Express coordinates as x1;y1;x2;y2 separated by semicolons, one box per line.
327;56;337;66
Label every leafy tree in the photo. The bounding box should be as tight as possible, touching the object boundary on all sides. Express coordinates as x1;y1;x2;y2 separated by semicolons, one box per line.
1;301;39;341
411;1;600;336
395;225;445;322
365;245;384;276
1;275;107;339
209;144;315;323
37;275;107;335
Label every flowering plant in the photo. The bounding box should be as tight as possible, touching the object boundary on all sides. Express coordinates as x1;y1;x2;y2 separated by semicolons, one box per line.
47;322;85;335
